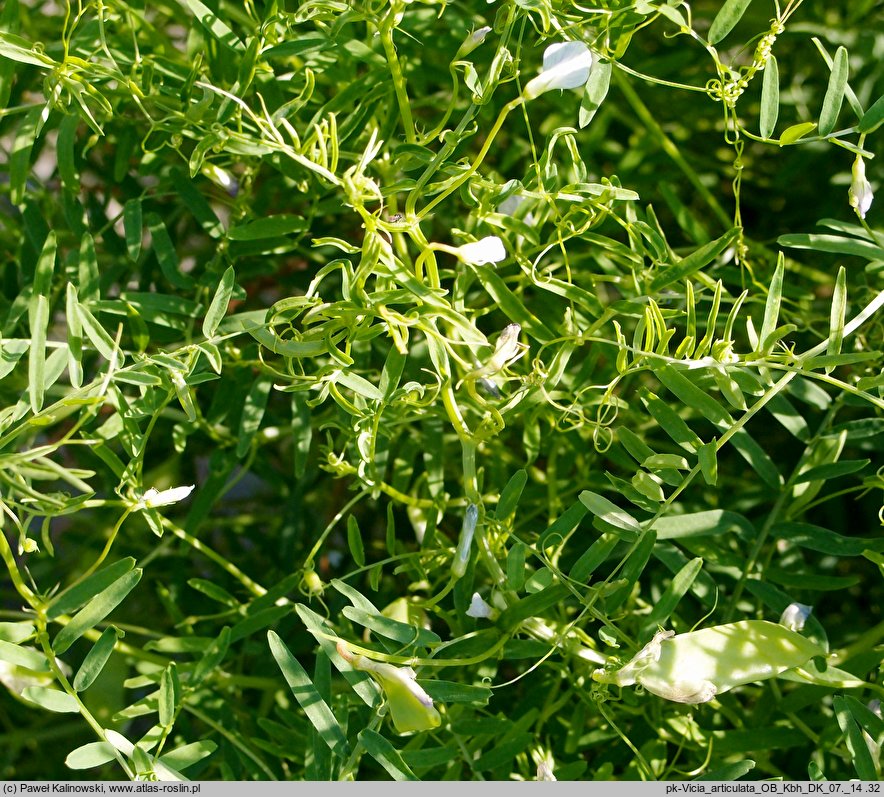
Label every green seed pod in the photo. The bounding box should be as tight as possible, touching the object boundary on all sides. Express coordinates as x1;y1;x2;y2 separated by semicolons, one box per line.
594;620;825;704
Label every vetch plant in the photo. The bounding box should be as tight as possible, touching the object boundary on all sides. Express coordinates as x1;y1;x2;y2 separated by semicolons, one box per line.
1;0;882;782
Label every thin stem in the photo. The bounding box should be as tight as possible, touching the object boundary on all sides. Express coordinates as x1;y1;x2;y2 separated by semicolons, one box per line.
380;15;416;145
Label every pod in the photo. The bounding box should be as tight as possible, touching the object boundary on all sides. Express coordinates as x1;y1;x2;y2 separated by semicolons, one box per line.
594;620;825;704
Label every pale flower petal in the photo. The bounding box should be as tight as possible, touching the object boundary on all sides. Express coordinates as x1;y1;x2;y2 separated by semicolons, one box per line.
849;156;873;219
466;592;496;619
457;236;506;265
778;602;813;632
523;41;593;100
139;485;195;509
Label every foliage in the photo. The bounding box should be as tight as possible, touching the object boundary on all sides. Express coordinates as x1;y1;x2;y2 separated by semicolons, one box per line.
1;0;883;782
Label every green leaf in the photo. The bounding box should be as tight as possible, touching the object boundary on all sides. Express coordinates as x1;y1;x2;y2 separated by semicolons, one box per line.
759;55;779;139
190;626;231;686
341;607;440;647
158;741;218;771
506;542;527;592
347;515;366;568
65;742;117;770
49;559;137;619
159;665;176;728
708;0;753;44
53;569;142;655
0;622;36;644
180;0;244;50
496;469;527;520
146;214;194;290
759;253;784;353
774;521;884;556
236;374;272;458
358;728;417;781
778;232;884;260
203;265;235;338
653;509;754;540
579;58;612;129
569;533;619;583
227;215;307;240
858;93;884;133
21;687;80;713
28;231;56;413
578;490;642;537
695;760;755;781
538;498;588;548
604;530;656;612
826;266;847;373
698;439;718;485
641;557;703;636
10;105;41;206
0;30;56;68
0;640;48;671
649;228;740;292
833;695;878;780
56;114;80;192
123;198;142;262
818;46;848;137
72;626;119;692
498;584;570;630
268;632;350;758
778;122;817;146
420;680;491;706
793;459;870;484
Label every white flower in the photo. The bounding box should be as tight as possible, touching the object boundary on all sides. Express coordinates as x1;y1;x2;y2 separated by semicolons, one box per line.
457;236;506;265
849;156;873;219
137;485;195;509
466;592;497;620
455;26;492;59
337;642;441;734
523;41;593;100
778;602;813;632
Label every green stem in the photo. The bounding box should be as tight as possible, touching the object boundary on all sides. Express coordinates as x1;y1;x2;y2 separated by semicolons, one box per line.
613;70;732;229
162;517;267;597
36;617;135;779
380;16;416;145
418;97;524;220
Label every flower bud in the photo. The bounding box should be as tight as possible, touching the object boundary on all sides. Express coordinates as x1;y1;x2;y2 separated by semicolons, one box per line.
452;504;478;579
593;620;824;704
523;42;593;100
848;156;873;220
778;602;812;632
455;26;492;60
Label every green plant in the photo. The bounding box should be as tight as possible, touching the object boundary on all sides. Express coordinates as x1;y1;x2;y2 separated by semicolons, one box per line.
1;0;883;781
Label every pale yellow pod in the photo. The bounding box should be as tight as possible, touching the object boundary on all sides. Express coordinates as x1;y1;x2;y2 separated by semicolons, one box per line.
594;620;825;704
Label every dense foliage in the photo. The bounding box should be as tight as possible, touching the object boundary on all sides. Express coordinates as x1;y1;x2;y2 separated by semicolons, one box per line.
1;0;883;781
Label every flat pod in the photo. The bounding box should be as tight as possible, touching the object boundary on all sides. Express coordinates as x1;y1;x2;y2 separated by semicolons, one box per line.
600;620;825;704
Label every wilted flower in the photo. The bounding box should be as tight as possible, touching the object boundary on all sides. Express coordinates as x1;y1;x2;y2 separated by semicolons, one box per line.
778;602;813;632
457;236;506;265
137;485;195;509
523;41;593;100
455;26;492;59
848;155;873;219
593;620;824;704
337;642;441;734
466;592;497;620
